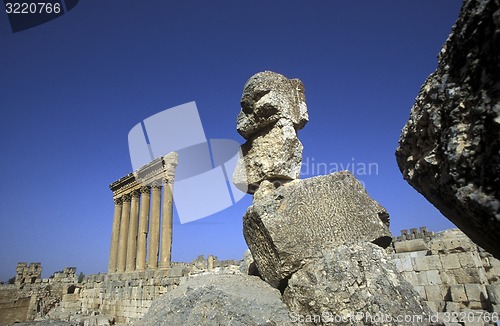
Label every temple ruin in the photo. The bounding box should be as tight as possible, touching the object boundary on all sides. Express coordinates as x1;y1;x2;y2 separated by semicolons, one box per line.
14;263;42;287
107;152;178;273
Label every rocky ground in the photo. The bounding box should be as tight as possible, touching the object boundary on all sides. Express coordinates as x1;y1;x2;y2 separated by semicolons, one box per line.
10;322;73;326
137;273;292;326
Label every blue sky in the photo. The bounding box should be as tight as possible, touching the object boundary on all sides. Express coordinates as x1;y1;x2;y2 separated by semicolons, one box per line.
0;1;462;280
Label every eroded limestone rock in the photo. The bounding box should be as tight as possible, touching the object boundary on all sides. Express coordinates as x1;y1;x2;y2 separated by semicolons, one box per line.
239;249;259;276
233;71;308;192
233;118;303;192
137;274;293;326
395;0;500;258
243;171;392;289
283;242;433;325
237;71;308;139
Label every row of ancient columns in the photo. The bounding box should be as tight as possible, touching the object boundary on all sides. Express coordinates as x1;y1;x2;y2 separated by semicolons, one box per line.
108;179;174;273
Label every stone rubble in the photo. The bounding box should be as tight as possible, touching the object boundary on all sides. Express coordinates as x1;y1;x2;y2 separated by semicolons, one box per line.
283;242;433;326
136;274;293;326
234;70;431;324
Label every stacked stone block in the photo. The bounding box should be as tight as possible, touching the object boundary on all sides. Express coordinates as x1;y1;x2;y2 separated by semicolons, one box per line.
191;255;241;272
15;262;42;286
394;226;435;242
391;228;500;324
2;230;498;325
0;288;32;325
78;270;183;324
233;71;308;193
0;263;80;325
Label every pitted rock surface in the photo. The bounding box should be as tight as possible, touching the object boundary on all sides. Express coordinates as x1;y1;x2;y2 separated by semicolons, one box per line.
243;171;392;289
283;242;433;326
233;71;308;192
137;274;293;326
237;71;308;139
233;118;303;192
396;0;500;258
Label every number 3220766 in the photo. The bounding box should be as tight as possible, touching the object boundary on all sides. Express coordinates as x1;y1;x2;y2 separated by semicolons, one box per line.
5;2;61;14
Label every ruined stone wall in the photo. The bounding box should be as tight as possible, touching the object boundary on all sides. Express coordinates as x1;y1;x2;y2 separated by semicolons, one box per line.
0;263;77;325
0;262;41;324
0;257;241;325
0;287;33;325
15;262;42;287
390;228;500;322
77;268;184;324
2;231;498;325
75;259;240;324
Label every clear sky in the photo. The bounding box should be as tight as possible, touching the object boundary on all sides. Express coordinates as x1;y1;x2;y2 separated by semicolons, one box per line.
0;1;463;280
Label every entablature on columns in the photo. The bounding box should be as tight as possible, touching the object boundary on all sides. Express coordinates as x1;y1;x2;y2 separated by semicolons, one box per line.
109;152;178;200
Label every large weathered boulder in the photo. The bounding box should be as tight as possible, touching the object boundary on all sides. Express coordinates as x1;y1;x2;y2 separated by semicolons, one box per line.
243;171;392;289
239;249;259;276
137;274;293;326
283;242;433;325
233;71;308;193
395;0;500;258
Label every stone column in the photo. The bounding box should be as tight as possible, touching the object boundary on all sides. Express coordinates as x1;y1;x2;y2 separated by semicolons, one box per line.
136;186;150;271
159;179;174;269
147;184;162;269
207;255;215;271
108;198;123;273
117;194;131;273
126;190;140;272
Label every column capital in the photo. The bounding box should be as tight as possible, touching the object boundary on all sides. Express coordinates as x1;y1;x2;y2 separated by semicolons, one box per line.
140;186;151;194
131;190;140;198
113;198;122;205
122;194;131;202
151;182;162;190
163;177;173;185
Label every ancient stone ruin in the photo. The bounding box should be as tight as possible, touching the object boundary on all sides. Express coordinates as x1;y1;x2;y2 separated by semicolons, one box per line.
3;225;499;325
0;149;244;325
235;70;432;322
108;152;178;273
1;67;500;325
0;264;78;325
2;2;500;318
389;228;500;315
396;0;500;259
15;263;42;287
